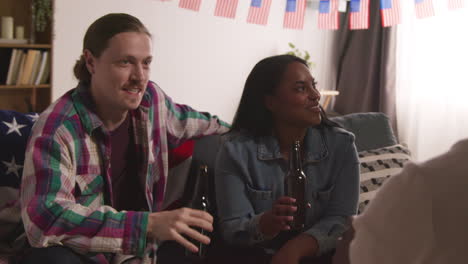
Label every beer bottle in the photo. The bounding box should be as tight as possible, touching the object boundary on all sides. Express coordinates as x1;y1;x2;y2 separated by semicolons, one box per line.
285;140;306;230
185;164;210;259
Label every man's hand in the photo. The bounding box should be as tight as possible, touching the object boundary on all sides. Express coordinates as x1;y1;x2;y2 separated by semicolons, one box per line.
259;196;296;238
146;208;213;253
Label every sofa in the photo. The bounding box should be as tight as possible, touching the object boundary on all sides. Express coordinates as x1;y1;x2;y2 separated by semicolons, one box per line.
0;110;411;263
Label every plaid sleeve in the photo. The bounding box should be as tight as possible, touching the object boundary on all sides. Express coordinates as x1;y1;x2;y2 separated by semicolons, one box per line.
21;124;149;256
149;83;230;148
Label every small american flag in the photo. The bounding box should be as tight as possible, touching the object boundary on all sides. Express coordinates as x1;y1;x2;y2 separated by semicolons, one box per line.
179;0;202;11
247;0;272;25
214;0;239;19
380;0;401;27
448;0;465;9
283;0;307;29
318;0;339;30
414;0;435;18
349;0;370;30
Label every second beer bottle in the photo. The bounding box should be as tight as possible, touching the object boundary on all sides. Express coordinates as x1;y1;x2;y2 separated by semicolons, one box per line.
284;140;306;230
185;164;210;260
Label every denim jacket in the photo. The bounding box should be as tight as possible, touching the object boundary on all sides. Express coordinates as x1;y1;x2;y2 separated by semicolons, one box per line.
214;125;360;255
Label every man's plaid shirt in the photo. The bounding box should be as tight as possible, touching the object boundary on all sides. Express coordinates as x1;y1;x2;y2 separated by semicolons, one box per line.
20;81;229;263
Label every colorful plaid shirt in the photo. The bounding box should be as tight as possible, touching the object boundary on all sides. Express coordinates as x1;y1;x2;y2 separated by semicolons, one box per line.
20;82;230;263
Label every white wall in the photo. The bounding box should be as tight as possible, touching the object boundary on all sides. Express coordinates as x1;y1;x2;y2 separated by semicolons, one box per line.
53;0;334;123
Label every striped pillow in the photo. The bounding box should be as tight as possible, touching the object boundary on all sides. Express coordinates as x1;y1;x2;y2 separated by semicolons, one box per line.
357;144;411;214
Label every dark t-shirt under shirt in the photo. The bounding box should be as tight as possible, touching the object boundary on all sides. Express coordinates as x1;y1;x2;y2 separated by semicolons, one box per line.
110;114;147;211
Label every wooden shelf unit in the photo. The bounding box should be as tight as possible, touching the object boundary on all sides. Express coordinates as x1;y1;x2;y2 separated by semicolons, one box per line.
0;43;52;49
0;0;53;113
0;84;51;89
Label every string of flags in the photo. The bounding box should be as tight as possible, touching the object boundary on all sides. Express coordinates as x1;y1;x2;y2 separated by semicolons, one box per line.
214;0;239;19
247;0;272;25
158;0;466;30
349;0;370;30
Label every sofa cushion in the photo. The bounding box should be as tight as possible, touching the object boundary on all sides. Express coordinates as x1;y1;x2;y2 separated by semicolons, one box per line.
357;144;411;214
163;140;195;210
330;112;397;152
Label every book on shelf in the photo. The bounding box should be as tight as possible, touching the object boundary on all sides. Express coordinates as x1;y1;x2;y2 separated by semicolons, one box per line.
15;51;27;86
39;53;50;84
9;50;25;85
5;49;18;85
34;51;49;85
18;49;39;85
28;50;42;84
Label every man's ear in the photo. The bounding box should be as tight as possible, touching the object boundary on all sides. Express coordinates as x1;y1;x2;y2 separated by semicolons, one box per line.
83;49;96;75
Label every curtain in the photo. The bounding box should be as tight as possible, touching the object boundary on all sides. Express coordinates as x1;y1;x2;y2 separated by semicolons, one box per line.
331;0;397;131
396;2;468;161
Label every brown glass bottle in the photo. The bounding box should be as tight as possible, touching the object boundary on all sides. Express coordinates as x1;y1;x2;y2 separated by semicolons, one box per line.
185;164;210;259
285;140;306;230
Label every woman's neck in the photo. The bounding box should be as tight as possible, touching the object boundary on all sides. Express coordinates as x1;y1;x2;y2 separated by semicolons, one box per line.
273;124;307;158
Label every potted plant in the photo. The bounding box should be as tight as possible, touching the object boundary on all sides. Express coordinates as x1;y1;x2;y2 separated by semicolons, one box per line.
286;42;315;68
30;0;52;43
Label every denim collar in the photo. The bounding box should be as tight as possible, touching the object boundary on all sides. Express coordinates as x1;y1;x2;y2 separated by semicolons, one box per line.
257;127;328;163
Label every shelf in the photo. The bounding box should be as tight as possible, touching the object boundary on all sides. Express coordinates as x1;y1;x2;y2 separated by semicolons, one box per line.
1;0;53;113
0;84;51;89
0;43;52;49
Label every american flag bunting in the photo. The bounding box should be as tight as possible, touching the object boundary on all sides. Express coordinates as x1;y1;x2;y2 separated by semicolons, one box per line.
214;0;239;19
318;0;339;30
349;0;370;30
179;0;202;11
414;0;435;18
448;0;465;9
247;0;273;25
284;0;307;29
380;0;401;27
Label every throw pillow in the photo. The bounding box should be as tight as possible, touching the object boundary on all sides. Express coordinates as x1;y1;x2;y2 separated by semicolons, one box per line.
358;144;411;214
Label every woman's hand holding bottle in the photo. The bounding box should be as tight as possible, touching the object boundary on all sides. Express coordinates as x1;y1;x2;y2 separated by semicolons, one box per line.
259;196;297;238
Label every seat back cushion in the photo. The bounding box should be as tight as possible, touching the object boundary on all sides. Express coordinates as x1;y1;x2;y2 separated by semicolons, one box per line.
331;112;398;152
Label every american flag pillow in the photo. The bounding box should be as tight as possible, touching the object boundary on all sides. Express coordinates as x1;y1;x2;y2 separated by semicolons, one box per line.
0;110;38;186
0;110;38;220
0;110;38;260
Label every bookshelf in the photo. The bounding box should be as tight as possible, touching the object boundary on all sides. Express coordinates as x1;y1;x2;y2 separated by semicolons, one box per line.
0;0;53;113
